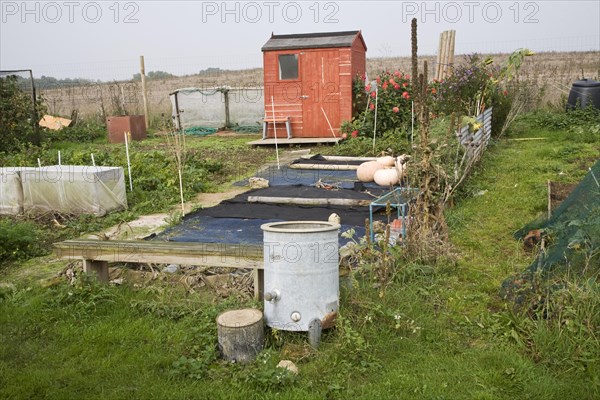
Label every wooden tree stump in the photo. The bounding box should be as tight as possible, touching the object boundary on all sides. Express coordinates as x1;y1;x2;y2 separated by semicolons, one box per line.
216;309;264;364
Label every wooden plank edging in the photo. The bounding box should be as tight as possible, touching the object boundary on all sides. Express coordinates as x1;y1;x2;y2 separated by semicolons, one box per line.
54;239;265;299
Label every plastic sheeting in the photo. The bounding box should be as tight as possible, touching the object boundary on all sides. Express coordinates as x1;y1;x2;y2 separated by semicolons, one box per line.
157;186;381;245
21;165;127;216
0;167;37;215
171;87;224;130
170;87;264;130
184;186;379;227
227;87;264;127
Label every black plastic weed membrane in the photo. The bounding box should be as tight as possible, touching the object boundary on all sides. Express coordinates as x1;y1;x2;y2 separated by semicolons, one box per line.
234;154;381;189
503;159;600;296
159;217;365;246
156;156;406;245
157;186;396;245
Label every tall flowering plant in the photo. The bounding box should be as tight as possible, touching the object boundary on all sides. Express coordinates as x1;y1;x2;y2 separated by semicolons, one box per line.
432;49;534;136
433;54;497;118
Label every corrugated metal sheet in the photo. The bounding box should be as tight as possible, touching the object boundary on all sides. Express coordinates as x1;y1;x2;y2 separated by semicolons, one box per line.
456;107;493;164
262;31;362;51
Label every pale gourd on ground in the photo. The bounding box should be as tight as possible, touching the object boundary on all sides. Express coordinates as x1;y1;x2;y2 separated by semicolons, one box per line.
374;168;400;186
356;161;384;182
376;155;395;167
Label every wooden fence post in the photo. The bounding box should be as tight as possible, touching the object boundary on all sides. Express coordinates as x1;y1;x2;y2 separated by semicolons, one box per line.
140;56;149;129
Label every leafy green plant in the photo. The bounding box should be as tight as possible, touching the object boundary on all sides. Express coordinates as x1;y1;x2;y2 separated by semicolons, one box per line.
341;227;388;290
519;106;600;143
506;270;600;383
170;325;219;380
0;219;47;264
0;75;45;152
171;353;218;380
43;120;106;144
333;314;374;370
44;277;117;320
335;128;410;156
244;350;298;391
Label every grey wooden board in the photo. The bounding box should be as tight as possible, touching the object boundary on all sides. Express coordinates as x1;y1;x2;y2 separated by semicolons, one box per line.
54;239;263;269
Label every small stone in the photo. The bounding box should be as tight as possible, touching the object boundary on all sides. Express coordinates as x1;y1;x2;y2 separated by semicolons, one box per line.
277;360;299;375
163;264;179;274
328;213;341;225
248;177;269;189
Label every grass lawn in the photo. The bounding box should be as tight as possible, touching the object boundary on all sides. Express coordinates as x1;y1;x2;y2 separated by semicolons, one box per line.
1;119;598;399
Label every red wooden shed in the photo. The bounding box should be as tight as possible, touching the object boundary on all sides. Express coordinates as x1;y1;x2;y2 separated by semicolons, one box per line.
261;30;367;140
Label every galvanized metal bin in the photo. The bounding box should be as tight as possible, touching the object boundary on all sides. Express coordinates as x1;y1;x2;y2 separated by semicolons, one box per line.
261;221;340;332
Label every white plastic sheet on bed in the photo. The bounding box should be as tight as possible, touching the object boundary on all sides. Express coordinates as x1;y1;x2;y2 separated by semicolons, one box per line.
0;167;37;215
20;165;127;216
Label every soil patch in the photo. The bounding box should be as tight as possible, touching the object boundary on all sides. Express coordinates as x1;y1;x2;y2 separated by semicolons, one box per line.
549;181;577;210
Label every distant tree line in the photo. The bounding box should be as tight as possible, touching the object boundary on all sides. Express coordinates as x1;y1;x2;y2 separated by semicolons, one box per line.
198;67;225;76
35;76;99;89
6;75;100;91
6;71;179;91
132;70;176;81
5;67;235;90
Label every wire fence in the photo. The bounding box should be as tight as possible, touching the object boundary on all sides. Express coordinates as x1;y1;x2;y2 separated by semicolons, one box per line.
28;55;265;129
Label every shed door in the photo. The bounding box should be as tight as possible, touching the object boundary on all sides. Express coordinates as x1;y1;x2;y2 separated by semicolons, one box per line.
300;50;340;137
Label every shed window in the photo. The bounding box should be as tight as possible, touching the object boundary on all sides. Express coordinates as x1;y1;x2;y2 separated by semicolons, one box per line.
278;54;298;80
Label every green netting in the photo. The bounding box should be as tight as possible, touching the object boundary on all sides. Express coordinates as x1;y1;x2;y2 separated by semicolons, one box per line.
515;159;600;277
231;124;261;133
183;126;218;136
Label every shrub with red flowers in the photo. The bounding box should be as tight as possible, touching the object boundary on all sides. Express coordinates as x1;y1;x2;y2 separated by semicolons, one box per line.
343;70;414;138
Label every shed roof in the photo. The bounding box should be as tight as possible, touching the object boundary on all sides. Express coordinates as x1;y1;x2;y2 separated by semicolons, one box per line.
261;30;366;51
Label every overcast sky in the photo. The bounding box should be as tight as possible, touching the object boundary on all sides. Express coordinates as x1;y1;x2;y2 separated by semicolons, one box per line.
1;0;599;80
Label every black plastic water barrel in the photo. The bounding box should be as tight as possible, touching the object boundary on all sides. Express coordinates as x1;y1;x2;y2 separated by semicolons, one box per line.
566;79;600;110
